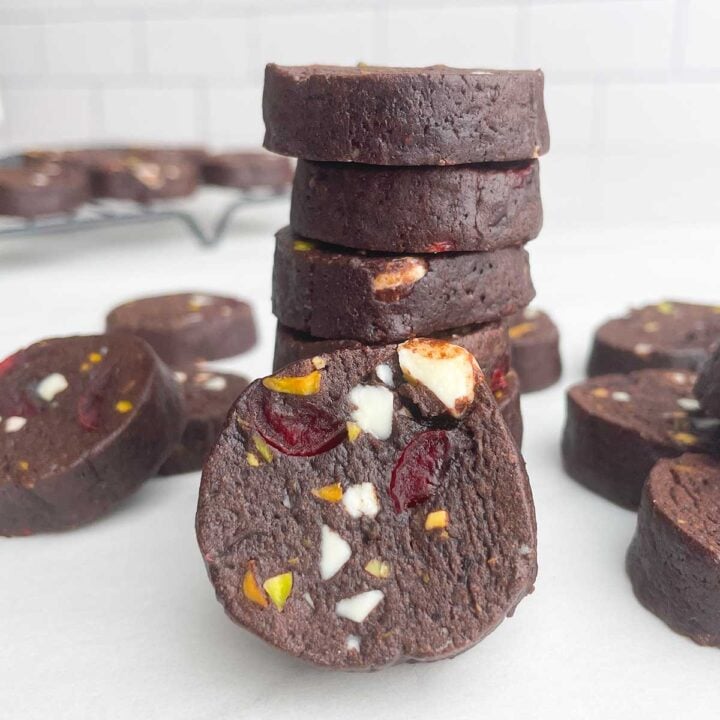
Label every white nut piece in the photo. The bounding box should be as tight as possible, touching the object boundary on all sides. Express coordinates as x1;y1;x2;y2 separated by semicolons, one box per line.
4;416;27;433
397;338;480;417
349;384;394;440
375;363;394;387
335;590;384;623
372;257;427;295
202;375;227;392
677;397;700;412
342;482;380;519
36;373;68;402
319;525;352;580
346;634;361;652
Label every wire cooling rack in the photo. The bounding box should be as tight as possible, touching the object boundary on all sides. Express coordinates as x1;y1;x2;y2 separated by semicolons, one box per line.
0;154;289;247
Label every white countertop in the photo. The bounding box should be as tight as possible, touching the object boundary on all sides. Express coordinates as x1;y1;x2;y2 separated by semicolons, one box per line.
1;157;720;719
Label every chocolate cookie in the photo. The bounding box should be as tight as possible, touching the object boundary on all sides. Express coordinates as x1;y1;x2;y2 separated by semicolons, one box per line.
508;307;562;393
202;152;293;191
695;343;720;418
290;160;542;253
159;369;249;476
587;302;720;377
627;453;720;647
272;228;534;343
0;334;183;535
106;293;256;366
0;165;89;217
25;147;198;202
263;64;549;165
273;321;509;376
197;339;537;669
126;145;208;166
562;369;720;509
90;154;198;202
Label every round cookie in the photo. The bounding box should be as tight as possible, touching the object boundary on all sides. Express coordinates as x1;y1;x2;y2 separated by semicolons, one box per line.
159;369;249;476
627;453;720;647
272;228;534;343
0;165;89;218
290;160;542;253
562;369;720;509
202;152;294;191
106;292;256;366
273;321;509;376
508;307;562;393
197;339;537;670
0;334;183;536
587;301;720;377
263;64;550;165
90;154;198;202
695;343;720;418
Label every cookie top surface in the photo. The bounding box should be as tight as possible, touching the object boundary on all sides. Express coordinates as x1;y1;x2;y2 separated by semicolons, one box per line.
197;339;536;669
107;293;248;332
263;64;549;165
568;369;719;451
595;301;720;359
0;334;159;486
646;453;720;555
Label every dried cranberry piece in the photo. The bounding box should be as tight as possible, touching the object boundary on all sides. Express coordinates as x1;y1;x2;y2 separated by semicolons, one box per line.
76;363;115;432
490;368;508;394
425;239;455;253
0;351;21;378
254;388;346;457
389;430;450;513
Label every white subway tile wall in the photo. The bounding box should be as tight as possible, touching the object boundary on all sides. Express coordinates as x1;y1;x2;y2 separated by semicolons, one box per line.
0;0;718;154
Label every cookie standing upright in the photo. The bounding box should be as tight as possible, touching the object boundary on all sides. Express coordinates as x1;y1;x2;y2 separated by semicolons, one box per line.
197;340;536;669
627;453;720;647
0;335;183;535
587;302;720;377
106;292;256;365
263;65;549;165
508;307;562;393
562;369;720;508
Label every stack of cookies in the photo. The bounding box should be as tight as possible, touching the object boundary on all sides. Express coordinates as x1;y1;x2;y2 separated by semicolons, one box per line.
263;64;550;444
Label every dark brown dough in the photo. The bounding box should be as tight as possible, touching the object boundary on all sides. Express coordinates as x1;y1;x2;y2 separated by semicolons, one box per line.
562;369;720;509
0;334;183;535
197;340;536;669
272;228;534;343
106;292;256;365
587;302;720;377
508;307;562;393
290;160;542;253
627;453;720;647
202;152;294;190
0;165;89;218
273;321;509;376
159;369;249;476
263;64;549;165
695;343;720;418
